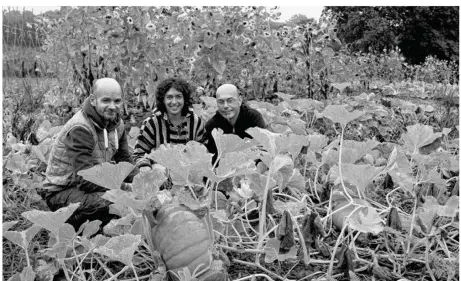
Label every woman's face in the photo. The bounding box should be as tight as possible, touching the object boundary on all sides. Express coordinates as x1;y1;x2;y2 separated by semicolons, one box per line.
164;88;184;116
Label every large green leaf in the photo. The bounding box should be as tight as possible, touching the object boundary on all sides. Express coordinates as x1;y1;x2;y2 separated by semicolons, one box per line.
77;162;135;190
3;225;42;250
332;198;384;235
132;165;167;199
319;104;364;128
212;128;258;156
22;203;80;237
94;234;142;266
402;124;443;153
340;163;385;193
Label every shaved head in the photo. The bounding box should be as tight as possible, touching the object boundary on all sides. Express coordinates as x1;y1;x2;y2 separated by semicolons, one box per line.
90;78;123;124
93;78;122;98
215;83;242;125
216;84;239;99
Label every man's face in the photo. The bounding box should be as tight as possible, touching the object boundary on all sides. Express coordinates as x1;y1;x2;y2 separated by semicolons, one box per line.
216;87;242;122
90;85;123;123
164;88;184;117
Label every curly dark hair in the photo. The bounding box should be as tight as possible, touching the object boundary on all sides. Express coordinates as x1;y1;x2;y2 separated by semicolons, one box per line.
155;77;194;116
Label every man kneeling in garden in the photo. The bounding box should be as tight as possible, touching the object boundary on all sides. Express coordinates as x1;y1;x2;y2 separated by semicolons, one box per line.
41;78;135;231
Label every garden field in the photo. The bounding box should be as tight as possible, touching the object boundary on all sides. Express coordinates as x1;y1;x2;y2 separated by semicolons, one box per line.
2;6;459;281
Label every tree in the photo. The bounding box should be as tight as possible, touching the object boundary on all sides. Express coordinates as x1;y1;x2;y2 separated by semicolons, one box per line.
324;6;459;64
286;13;315;26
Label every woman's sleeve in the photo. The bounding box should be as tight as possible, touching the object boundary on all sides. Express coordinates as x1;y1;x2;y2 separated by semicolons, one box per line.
133;117;156;168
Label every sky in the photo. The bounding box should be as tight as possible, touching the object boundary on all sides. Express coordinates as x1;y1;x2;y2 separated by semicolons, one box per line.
14;5;324;22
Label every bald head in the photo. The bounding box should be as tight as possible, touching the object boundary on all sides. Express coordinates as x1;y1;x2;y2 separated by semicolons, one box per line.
216;84;239;99
93;78;122;98
90;78;123;124
215;83;242;124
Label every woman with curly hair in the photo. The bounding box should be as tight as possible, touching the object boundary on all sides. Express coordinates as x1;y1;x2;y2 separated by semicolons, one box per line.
134;77;205;172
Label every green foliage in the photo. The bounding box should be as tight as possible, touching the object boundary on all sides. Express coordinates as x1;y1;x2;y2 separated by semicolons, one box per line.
325;6;459;65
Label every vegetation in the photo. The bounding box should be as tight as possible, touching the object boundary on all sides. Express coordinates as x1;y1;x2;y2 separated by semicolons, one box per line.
2;6;459;281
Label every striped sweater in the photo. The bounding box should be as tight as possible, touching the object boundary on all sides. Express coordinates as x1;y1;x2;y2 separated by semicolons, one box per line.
134;108;205;168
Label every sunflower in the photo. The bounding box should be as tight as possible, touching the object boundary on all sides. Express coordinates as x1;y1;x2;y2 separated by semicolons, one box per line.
243;38;251;45
127;17;133;25
241;69;248;77
145;22;155;32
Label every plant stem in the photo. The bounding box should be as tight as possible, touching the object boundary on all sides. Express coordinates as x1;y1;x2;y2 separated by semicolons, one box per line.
425;239;437;281
327;223;347;276
403;195;418;266
288;210;310;266
233;274;275;281
255;164;273;260
233;258;284;281
338;124;355;201
106;265;129;281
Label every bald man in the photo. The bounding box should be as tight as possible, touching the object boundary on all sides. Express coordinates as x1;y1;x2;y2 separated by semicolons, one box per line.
204;84;266;157
41;78;135;231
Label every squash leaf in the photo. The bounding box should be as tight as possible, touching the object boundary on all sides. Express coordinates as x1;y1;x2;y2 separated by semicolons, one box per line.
77;162;135;190
82;220;102;238
3;221;17;232
423;196;459;218
263;238;298;263
212;128;258;156
246;127;280;157
340;163;384;193
319;104;364;128
277;210;295;250
5;154;29;174
3;225;42;250
387;146;412;173
132;166;167;199
332;198;384;235
22;203;80;236
271;154;293;174
388;170;416;193
307;134;329;153
402;124;443;153
275;134;310;161
150;141;213;185
215;150;258;180
94;234;142;266
274;200;306;215
57;223;76;243
103;189;146;211
7;266;35;281
285;169;305;191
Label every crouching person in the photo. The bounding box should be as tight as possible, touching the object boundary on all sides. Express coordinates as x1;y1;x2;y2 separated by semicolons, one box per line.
133;77;205;172
41;78;135;231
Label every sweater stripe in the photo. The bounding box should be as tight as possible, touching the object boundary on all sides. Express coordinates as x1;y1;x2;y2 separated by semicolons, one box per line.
133;109;205;167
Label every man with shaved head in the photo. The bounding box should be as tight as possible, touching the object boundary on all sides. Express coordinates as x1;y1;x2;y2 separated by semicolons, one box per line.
204;83;266;157
41;78;135;231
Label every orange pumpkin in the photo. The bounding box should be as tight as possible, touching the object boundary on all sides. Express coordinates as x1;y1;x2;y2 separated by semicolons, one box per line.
151;204;228;281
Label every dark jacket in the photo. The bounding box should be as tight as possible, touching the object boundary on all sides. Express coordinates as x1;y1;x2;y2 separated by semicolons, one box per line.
204;103;266;156
44;98;133;194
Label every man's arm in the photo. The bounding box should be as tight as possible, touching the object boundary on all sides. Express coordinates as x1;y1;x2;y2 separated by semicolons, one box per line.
252;110;267;129
65;126;107;192
203;121;218;155
113;127;133;164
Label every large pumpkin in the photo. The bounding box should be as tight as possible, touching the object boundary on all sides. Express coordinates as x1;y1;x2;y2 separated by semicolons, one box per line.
151;204;228;281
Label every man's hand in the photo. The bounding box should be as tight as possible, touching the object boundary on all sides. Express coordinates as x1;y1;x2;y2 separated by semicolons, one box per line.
140;166;152;173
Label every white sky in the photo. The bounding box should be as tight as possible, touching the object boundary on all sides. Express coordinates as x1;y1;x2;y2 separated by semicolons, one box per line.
13;5;324;21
